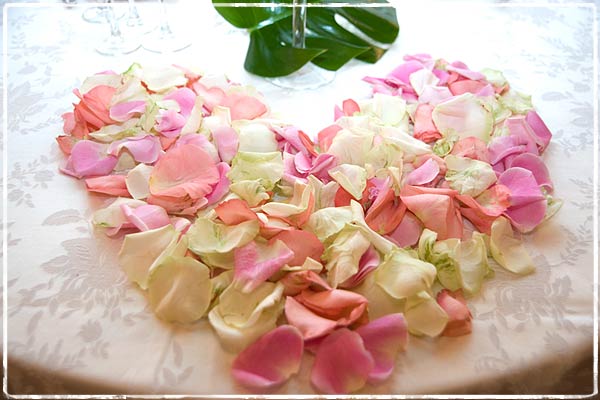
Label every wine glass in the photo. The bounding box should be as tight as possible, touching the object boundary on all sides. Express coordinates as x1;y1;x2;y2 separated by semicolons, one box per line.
269;0;335;90
122;0;153;37
142;0;192;54
95;0;141;56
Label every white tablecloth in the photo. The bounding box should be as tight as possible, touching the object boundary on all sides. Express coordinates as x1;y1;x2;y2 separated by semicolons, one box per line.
3;0;596;395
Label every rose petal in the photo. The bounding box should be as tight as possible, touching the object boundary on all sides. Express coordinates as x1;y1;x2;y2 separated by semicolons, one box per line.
221;93;267;121
507;153;553;191
234;239;294;293
109;100;146;122
108;135;162;164
356;313;408;383
149;144;219;199
212;126;239;164
270;229;324;267
406;158;440;185
400;186;463;240
340;246;380;289
436;289;472;337
61;140;117;179
232;325;304;390
525;110;552;153
164;87;196;117
310;329;374;394
386;211;423;248
215;198;258;225
450;136;490;163
85;175;130;197
205;162;231;206
286;289;368;340
121;203;171;231
413;103;442;143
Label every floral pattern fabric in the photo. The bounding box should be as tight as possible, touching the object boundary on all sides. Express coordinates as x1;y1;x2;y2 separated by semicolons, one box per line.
2;0;595;395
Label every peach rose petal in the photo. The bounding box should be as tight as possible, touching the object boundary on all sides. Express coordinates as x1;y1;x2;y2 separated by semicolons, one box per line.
270;230;324;266
222;93;268;121
232;325;304;391
281;270;330;296
436;289;472;337
149;144;219;199
310;328;375;394
400;185;463;240
85;175;130;197
286;289;368;340
216;199;257;226
356;313;408;383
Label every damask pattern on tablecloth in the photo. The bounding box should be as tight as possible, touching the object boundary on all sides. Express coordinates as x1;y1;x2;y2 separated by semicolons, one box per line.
2;2;596;395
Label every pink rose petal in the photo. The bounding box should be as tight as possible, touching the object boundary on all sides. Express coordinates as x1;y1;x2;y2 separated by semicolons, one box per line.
234;240;294;292
205;162;231;206
356;313;408;383
109;100;146;122
340;246;380;289
120;203;171;232
108;135;162;164
387;60;424;84
497;167;546;232
525;110;552;153
507;153;553;191
497;167;545;208
505;117;540;155
232;325;304;391
212;126;239;164
156;109;186;138
61;140;117;179
487;135;525;166
310;328;374;394
386;211;423;248
406;158;440;185
164;87;196;117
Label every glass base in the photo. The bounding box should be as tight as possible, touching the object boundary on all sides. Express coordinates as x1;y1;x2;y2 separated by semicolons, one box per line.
142;28;192;54
96;35;141;56
82;6;124;23
268;63;335;90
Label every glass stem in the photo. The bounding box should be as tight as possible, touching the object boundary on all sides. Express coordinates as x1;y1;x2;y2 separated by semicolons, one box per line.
106;0;122;38
127;0;141;24
159;0;173;36
292;0;307;49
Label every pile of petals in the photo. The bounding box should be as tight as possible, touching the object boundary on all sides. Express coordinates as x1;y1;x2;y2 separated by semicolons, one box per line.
56;56;560;394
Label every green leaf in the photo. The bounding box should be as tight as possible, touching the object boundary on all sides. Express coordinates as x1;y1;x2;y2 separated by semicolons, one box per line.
245;21;326;77
212;1;291;29
337;5;399;44
212;0;399;77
